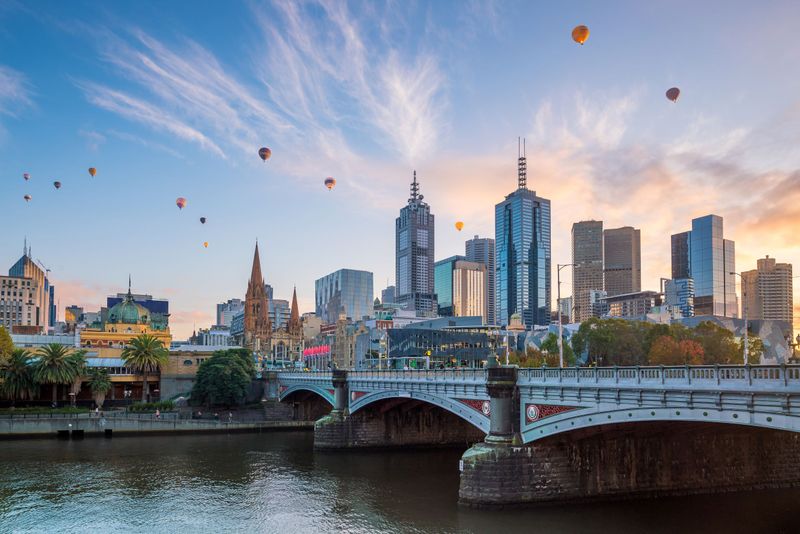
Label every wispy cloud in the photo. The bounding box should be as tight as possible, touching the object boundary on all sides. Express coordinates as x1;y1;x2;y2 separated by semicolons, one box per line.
0;64;33;117
79;129;105;151
107;129;184;159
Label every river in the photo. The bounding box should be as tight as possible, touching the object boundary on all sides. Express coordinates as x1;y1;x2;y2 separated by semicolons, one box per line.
0;432;797;533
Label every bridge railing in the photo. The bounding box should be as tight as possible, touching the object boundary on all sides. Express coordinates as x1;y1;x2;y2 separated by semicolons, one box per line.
518;365;800;389
348;369;488;382
276;371;332;380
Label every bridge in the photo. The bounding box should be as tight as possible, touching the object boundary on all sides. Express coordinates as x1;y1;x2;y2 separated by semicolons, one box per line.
269;363;800;507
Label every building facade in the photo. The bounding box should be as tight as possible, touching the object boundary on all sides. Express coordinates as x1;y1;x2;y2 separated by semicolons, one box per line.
604;226;641;297
0;275;41;333
381;285;396;305
453;260;487;322
8;245;52;332
315;268;374;324
601;291;662;319
243;243;271;352
665;278;695;318
434;255;465;316
572;220;604;323
106;291;169;330
216;298;244;327
396;171;437;316
742;256;793;331
495;146;551;328
671;214;737;317
465;235;496;325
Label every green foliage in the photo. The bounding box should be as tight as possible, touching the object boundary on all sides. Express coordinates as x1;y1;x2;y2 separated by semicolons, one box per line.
692;322;740;364
88;369;112;394
540;333;576;366
121;334;169;402
0;348;36;401
191;349;253;407
0;406;90;415
0;325;13;361
33;344;86;403
128;400;175;412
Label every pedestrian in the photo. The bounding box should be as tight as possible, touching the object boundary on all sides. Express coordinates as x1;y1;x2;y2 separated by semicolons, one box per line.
155;409;161;420
94;407;99;417
228;412;233;423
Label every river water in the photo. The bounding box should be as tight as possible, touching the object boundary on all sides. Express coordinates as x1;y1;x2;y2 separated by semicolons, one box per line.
0;432;797;533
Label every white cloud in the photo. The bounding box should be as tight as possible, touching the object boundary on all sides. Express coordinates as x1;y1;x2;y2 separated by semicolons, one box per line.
0;65;33;118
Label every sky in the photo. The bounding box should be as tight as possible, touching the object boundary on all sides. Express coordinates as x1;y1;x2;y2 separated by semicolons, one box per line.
1;0;799;340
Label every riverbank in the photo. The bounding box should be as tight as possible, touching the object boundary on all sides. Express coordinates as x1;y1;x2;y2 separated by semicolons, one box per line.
0;413;313;439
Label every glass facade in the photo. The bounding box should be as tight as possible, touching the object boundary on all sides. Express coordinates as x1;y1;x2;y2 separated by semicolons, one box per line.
387;328;490;367
315;269;374;323
495;188;551;327
672;215;736;318
434;255;464;316
465;236;496;325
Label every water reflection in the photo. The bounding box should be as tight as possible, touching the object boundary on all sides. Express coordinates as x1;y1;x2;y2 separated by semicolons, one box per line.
0;432;798;533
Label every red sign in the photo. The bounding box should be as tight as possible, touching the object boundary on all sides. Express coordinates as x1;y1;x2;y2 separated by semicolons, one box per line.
302;344;330;358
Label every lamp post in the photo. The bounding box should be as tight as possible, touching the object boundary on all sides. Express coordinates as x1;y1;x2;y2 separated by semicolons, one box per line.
731;271;748;365
557;263;575;368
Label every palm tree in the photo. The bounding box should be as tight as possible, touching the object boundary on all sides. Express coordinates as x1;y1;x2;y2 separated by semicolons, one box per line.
87;368;112;408
67;351;88;406
33;344;86;406
0;348;36;403
121;334;168;402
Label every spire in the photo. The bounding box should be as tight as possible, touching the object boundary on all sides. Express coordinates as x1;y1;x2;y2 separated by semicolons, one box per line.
250;241;264;286
126;275;133;301
517;137;527;189
288;286;301;335
409;170;419;202
23;237;27;258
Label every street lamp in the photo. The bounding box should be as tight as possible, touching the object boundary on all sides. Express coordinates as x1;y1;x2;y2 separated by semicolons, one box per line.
557;263;575;368
730;271;748;365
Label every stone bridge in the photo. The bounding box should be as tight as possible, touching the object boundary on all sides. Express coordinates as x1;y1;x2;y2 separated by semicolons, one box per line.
271;364;800;507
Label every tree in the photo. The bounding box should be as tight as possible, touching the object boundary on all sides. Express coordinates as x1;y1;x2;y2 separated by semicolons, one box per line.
192;350;253;406
540;333;576;366
67;351;88;406
738;336;765;365
692;322;739;364
0;325;13;363
648;336;705;365
88;368;112;408
121;334;169;402
34;344;85;405
0;348;36;403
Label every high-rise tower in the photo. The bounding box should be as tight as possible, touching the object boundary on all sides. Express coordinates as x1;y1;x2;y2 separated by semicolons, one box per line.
465;235;496;324
572;220;604;322
243;242;271;351
396;171;437;316
495;139;551;327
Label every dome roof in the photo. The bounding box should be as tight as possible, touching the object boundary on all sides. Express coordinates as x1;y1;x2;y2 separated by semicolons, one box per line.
108;295;150;325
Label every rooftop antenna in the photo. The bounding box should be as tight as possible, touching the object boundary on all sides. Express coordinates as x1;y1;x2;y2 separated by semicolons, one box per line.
518;137;527;190
409;170;420;203
23;237;27;257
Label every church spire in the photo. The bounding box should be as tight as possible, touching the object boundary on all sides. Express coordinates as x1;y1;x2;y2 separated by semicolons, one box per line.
250;241;264;287
243;241;271;351
288;286;301;336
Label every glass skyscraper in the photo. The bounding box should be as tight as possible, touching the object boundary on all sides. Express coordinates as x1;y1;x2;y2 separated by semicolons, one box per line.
315;268;374;323
495;145;551;327
670;214;737;317
434;255;465;316
396;172;437;316
465;235;496;325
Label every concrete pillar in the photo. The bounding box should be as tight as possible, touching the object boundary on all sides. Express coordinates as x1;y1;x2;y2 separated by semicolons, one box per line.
485;365;518;444
263;371;279;401
332;369;349;414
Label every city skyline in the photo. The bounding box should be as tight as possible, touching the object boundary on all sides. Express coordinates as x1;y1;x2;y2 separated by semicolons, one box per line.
1;1;799;338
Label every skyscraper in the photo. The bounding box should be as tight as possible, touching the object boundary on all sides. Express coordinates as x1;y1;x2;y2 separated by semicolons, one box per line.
396;171;437;316
495;141;551;327
572;220;604;323
665;278;695;318
452;260;487;322
381;285;396;305
216;298;244;327
604;226;641;297
742;256;793;331
434;255;465;316
315;268;374;323
465;235;496;324
671;214;737;317
8;242;52;332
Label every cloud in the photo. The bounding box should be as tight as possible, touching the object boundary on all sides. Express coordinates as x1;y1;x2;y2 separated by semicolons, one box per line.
79;129;106;151
107;129;184;159
0;64;32;116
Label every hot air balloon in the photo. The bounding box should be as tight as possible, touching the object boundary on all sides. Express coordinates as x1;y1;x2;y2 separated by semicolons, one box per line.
53;181;61;190
200;217;207;224
258;147;272;162
203;241;209;248
455;221;464;232
572;25;590;45
324;177;336;190
666;87;680;103
23;194;31;202
176;197;187;210
88;167;97;177
23;173;30;181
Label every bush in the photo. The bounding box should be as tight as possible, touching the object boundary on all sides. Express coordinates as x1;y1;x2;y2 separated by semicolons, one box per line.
128;400;175;412
191;349;253;407
0;406;90;415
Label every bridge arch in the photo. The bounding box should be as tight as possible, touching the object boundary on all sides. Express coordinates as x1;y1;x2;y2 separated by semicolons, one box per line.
521;405;800;443
279;384;335;407
350;390;490;434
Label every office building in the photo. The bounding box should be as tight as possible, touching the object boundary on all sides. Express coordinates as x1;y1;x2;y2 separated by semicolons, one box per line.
558;296;573;324
495;142;551;327
381;285;396;305
216;298;244;327
8;243;52;332
396;171;437;316
434;255;465;316
465;235;496;325
0;275;41;332
572;220;604;323
671;214;737;317
665;278;695;318
315;268;374;323
602;290;662;319
270;298;290;330
65;305;84;325
742;256;793;331
604;226;641;296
